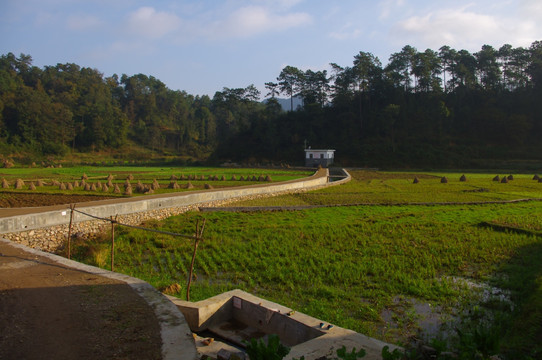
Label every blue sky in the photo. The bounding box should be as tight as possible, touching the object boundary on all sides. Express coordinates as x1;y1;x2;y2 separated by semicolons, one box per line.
1;0;541;98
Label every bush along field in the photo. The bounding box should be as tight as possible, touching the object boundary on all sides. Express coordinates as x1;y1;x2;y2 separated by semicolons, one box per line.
70;170;542;359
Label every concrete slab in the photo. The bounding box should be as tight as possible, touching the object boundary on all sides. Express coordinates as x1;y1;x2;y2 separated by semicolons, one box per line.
167;289;401;360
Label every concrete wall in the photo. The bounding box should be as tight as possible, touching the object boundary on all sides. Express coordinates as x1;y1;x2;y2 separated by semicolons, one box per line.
232;296;324;347
167;289;401;360
167;290;325;347
0;169;332;234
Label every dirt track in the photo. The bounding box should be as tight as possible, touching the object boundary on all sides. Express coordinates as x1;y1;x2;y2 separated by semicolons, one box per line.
0;192;116;208
0;240;162;360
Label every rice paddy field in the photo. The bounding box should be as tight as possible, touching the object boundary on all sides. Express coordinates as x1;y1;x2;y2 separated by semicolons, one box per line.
0;165;309;183
69;169;542;358
0;166;312;206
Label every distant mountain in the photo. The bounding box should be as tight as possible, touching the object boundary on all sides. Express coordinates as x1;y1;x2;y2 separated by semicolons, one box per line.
263;96;303;112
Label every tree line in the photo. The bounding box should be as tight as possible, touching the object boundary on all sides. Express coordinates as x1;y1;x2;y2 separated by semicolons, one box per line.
1;41;541;167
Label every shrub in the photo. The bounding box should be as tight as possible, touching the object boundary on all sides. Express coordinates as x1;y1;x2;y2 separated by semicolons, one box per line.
245;334;290;360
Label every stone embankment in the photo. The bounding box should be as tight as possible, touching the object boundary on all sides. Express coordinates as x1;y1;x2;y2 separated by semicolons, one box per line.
1;187;331;253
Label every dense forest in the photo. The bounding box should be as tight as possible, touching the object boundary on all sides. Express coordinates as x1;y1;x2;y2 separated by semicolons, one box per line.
1;41;541;168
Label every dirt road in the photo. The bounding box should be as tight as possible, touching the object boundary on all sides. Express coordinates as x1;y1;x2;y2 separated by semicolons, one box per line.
0;239;162;360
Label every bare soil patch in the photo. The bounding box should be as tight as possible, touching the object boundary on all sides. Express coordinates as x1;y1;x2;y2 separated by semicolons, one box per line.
0;241;162;360
0;192;116;208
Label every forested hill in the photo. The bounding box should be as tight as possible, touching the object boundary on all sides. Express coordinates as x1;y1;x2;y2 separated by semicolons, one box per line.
1;41;541;168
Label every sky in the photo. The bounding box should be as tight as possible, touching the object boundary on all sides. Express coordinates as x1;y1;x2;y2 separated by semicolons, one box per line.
1;0;541;98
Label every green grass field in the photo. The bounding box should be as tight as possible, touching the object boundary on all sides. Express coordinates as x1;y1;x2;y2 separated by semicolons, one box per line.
68;170;542;358
235;170;542;206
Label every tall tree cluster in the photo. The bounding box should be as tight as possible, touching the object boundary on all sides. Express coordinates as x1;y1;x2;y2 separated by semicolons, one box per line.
1;41;541;168
222;41;542;167
0;53;260;159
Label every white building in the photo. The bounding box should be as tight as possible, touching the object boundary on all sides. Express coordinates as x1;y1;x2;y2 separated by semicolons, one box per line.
304;148;335;167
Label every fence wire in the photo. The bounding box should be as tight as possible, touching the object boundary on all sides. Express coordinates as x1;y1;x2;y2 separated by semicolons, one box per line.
72;208;199;240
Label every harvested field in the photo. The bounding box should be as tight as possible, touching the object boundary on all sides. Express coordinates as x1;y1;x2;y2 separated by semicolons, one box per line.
0;192;116;208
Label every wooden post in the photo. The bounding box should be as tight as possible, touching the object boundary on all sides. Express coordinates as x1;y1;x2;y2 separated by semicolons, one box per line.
67;204;76;259
111;215;116;272
186;218;206;301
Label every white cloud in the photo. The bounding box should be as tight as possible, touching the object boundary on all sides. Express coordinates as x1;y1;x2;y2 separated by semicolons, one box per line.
204;5;312;39
519;0;542;19
254;0;305;11
66;14;102;31
34;11;57;26
379;0;406;20
393;5;540;50
126;6;181;39
328;23;362;40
